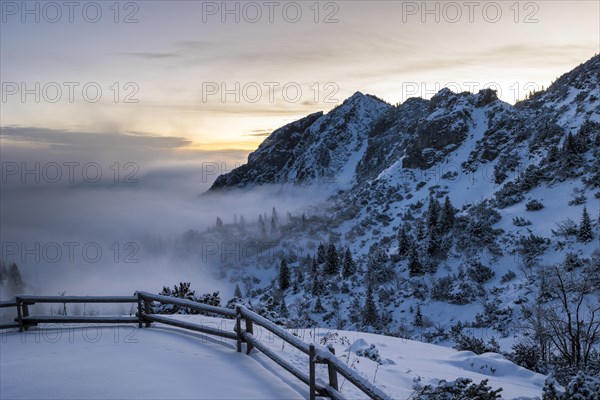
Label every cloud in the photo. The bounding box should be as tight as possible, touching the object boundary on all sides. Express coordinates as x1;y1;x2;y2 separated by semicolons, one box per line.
243;129;273;137
0;126;192;151
120;52;181;59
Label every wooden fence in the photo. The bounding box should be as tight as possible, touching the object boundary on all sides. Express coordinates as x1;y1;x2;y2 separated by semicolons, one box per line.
0;293;393;400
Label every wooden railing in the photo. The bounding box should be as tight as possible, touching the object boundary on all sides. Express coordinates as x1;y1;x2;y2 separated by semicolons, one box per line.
0;293;393;400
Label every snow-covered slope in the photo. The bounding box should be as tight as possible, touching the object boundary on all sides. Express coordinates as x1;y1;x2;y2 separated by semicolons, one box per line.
154;55;600;394
0;320;548;399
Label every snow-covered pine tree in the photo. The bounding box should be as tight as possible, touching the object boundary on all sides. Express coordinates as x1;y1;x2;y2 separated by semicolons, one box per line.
271;207;278;234
325;243;340;275
7;263;24;296
397;226;411;258
342;247;357;278
408;244;424;276
363;284;378;328
311;258;324;295
414;304;423;327
426;197;441;234
279;259;290;291
313;296;325;313
258;214;266;236
0;261;7;285
234;284;242;298
439;196;456;232
317;243;326;264
296;267;304;285
215;216;224;229
541;377;562;400
578;206;593;242
367;244;393;284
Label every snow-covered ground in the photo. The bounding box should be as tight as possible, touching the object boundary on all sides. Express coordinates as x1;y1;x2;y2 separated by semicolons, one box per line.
1;317;546;399
0;322;304;399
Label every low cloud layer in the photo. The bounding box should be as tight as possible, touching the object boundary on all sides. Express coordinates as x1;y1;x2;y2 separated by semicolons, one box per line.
0;127;328;300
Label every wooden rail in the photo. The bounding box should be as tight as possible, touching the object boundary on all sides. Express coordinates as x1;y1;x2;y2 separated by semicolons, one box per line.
0;293;393;400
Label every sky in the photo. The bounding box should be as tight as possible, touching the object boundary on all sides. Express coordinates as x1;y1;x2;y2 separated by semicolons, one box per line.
1;0;598;151
0;0;598;297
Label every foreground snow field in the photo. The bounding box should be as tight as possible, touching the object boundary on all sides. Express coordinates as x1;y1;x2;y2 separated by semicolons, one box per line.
1;316;546;399
0;323;304;400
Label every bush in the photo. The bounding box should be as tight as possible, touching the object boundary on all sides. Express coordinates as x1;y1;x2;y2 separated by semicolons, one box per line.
454;334;500;355
500;270;516;283
513;216;532;226
412;377;502;399
467;261;495;284
507;343;544;373
431;275;454;301
525;199;545;211
154;282;221;315
518;234;550;266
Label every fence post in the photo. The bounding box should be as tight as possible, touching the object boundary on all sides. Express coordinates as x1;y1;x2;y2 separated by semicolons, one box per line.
245;318;254;355
136;292;143;328
235;305;242;353
327;345;339;392
15;297;24;332
309;344;316;400
143;299;152;328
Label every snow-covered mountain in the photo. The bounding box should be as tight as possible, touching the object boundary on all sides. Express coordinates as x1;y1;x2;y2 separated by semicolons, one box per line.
210;92;392;190
173;55;600;394
210;55;599;192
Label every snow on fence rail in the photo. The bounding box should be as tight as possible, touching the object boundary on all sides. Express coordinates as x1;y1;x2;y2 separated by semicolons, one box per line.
0;293;393;400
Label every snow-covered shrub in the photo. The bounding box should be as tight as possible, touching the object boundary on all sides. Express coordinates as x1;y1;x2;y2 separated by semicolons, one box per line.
453;334;500;355
411;377;502;399
467;261;495;284
543;371;600;400
450;280;480;305
154;283;221;315
355;343;383;364
500;270;516;283
517;233;550;266
525;199;545;211
512;216;532;226
552;218;579;237
431;275;454;301
507;342;544;373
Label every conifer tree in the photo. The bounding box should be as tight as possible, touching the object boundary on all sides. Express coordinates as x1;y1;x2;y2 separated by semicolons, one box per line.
414;304;423;327
363;285;378;327
258;214;266;236
0;261;7;285
7;263;24;296
279;259;290;291
215;216;224;229
313;296;325;313
271;207;278;234
317;243;326;264
234;284;242;298
408;245;423;276
397;226;411;258
342;247;356;278
578;206;593;242
325;243;340;275
439;196;456;232
426;197;441;234
311;258;324;295
296;267;304;285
